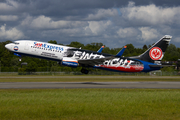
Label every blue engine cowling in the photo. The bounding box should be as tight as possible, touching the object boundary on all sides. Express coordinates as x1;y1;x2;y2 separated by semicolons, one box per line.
14;53;21;57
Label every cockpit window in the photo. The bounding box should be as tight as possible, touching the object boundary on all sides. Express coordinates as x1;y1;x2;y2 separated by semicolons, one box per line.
14;42;19;45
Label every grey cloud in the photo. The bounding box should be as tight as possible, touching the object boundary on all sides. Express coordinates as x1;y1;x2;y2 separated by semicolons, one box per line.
0;0;180;48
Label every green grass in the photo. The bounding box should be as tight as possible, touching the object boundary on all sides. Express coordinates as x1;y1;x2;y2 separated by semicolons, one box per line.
0;89;180;120
0;76;180;119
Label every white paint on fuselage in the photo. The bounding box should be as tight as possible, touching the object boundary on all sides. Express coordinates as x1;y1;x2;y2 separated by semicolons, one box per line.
5;40;146;72
5;40;73;61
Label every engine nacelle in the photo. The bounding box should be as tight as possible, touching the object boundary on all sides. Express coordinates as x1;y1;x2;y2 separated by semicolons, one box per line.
61;57;78;67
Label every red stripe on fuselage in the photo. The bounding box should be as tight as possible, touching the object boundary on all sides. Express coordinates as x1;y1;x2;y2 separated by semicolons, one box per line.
99;65;144;72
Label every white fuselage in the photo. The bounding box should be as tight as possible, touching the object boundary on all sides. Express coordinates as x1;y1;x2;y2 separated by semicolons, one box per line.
5;40;72;61
5;40;145;72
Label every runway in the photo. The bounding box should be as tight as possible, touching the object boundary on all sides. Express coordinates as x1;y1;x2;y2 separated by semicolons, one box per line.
0;82;180;89
0;76;180;79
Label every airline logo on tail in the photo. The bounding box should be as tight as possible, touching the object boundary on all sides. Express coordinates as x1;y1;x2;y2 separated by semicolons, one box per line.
149;47;163;60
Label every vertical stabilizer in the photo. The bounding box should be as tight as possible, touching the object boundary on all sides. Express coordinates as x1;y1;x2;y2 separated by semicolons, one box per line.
129;35;172;63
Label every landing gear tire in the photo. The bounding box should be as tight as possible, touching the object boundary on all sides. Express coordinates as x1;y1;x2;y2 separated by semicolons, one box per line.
81;68;89;74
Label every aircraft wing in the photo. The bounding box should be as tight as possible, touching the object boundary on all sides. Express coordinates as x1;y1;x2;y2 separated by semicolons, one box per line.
78;56;114;66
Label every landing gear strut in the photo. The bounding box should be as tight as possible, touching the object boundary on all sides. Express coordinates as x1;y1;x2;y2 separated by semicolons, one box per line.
81;68;89;74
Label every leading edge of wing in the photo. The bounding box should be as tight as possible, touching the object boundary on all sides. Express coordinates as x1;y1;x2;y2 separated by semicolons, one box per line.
78;56;115;66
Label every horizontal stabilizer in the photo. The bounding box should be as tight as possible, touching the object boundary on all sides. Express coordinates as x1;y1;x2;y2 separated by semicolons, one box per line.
115;46;127;57
149;64;175;68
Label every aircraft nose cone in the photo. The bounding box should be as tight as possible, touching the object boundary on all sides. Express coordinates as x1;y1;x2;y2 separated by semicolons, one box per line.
5;44;12;50
5;44;8;48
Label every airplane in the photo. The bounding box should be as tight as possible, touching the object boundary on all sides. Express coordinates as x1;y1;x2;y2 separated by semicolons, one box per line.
5;35;172;74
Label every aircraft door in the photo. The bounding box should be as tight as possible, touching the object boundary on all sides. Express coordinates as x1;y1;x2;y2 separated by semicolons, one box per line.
135;61;140;70
24;42;30;51
31;46;38;53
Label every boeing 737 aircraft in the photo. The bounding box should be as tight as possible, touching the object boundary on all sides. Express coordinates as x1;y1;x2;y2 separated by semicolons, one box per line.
5;35;172;74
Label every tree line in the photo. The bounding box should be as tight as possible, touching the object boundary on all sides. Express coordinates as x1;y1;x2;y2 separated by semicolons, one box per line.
0;40;179;73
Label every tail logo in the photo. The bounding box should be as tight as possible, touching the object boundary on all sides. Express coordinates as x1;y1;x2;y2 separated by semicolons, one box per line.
149;47;162;60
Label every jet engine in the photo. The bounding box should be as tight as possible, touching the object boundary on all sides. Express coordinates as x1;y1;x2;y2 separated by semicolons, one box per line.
61;57;79;67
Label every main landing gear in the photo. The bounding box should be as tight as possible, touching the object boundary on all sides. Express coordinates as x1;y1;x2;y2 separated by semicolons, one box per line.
81;68;89;74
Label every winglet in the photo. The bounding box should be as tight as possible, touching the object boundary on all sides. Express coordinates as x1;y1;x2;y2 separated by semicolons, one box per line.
97;46;104;53
115;46;127;57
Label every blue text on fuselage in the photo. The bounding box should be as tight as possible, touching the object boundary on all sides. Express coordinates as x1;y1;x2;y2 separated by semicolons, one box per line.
34;42;64;51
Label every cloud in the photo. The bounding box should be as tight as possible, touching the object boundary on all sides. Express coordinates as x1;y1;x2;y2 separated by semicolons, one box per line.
86;8;118;20
0;0;180;48
21;15;87;29
139;27;160;41
0;0;23;15
0;15;18;21
117;27;139;38
0;24;25;40
0;0;17;11
88;20;112;35
174;37;180;43
120;1;180;26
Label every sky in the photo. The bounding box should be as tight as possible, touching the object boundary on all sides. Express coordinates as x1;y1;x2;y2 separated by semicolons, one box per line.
0;0;180;48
